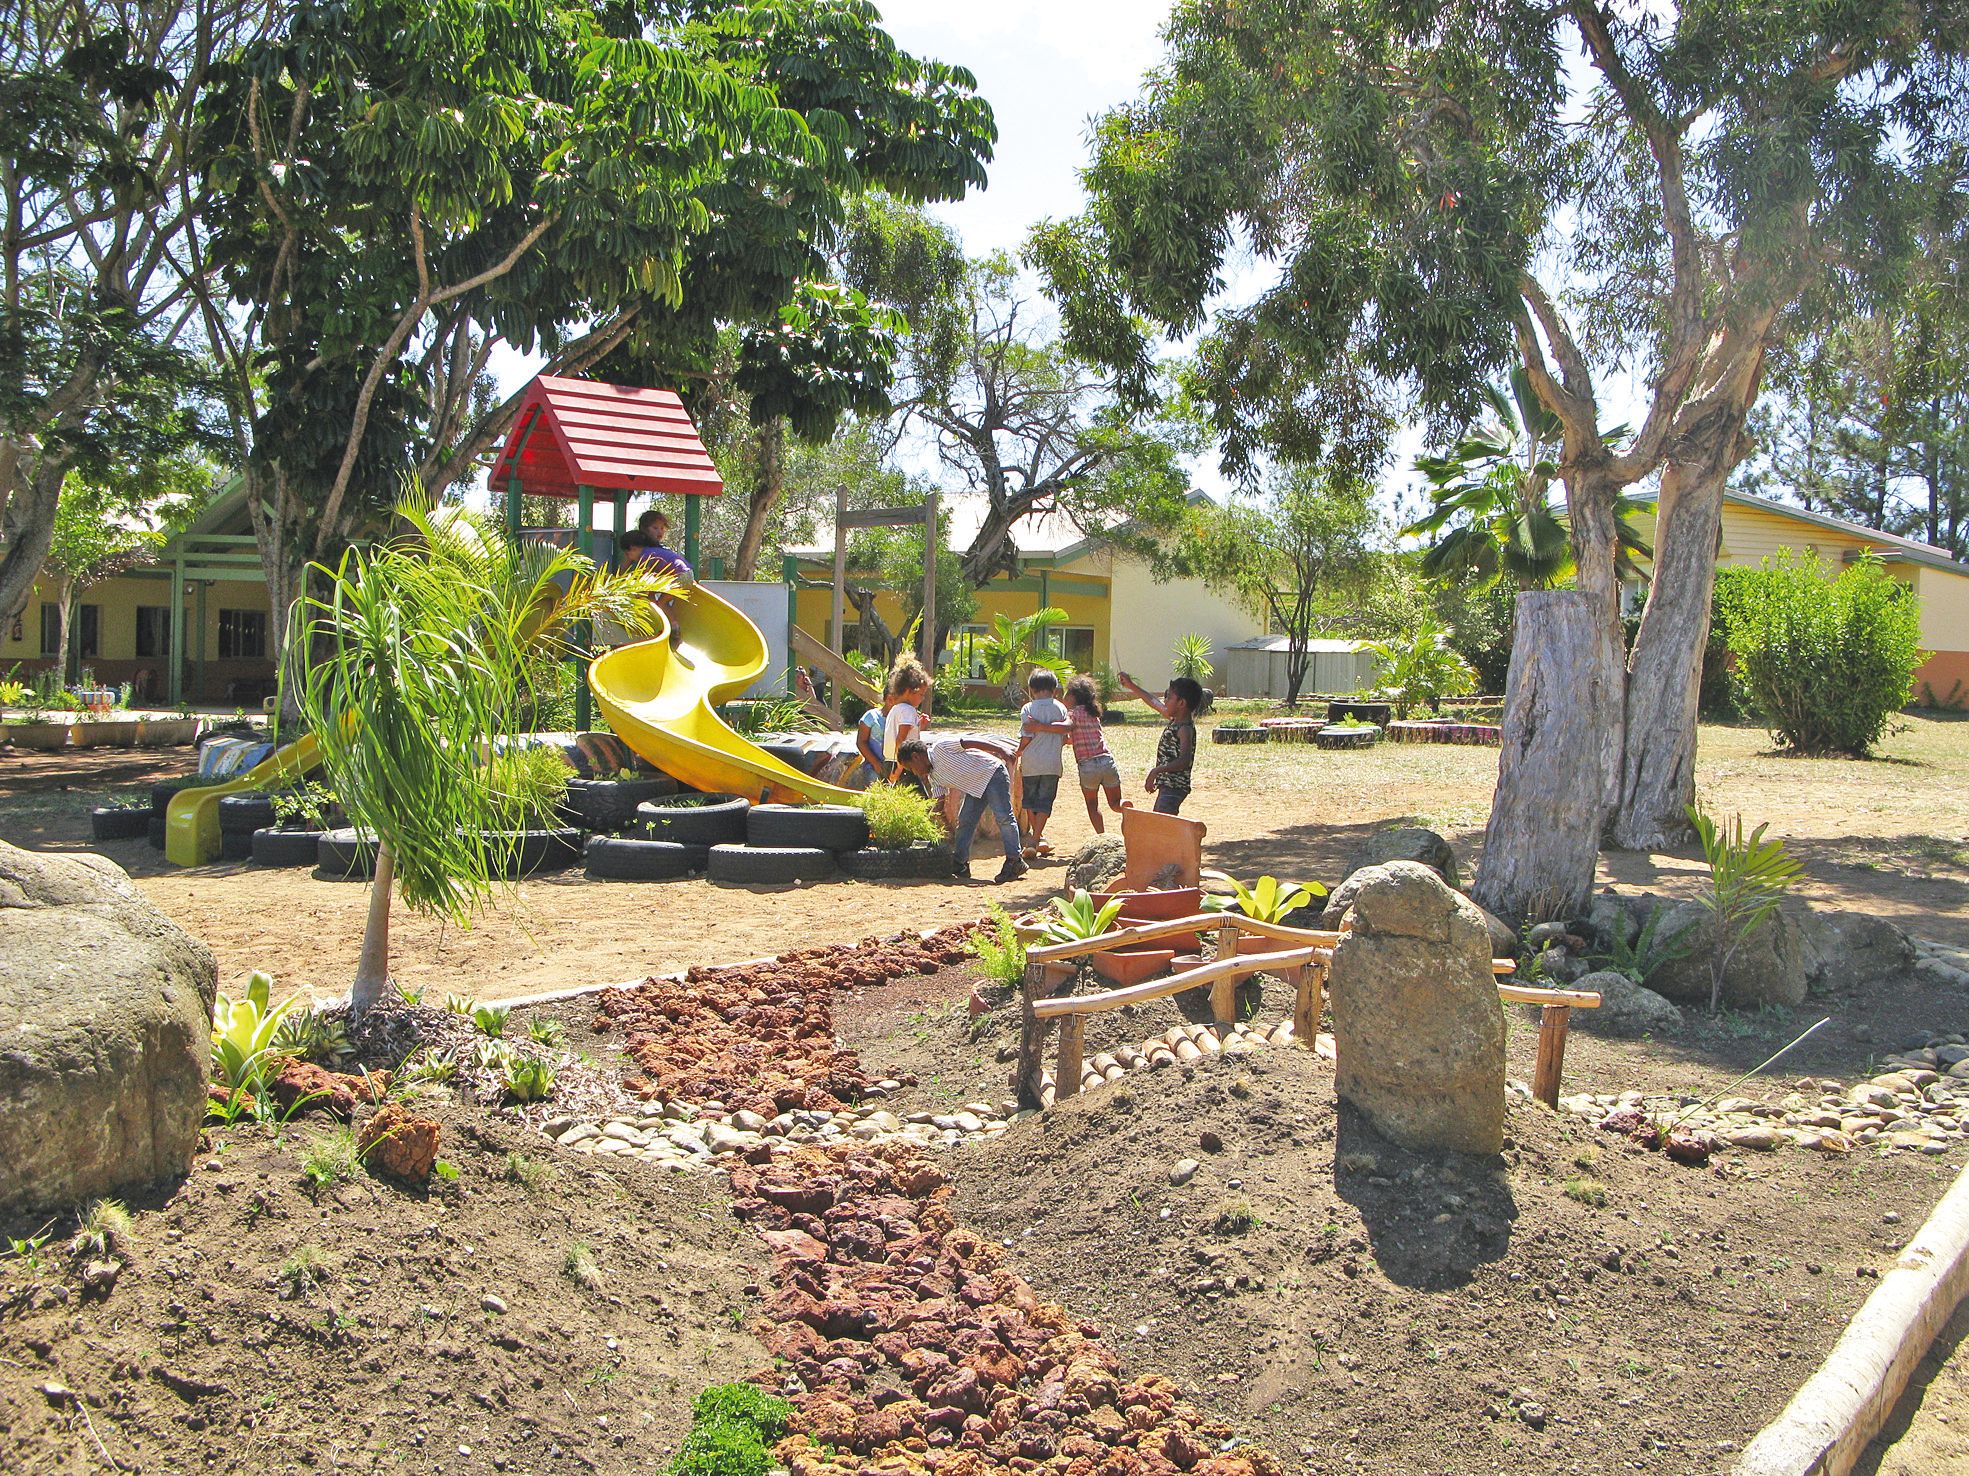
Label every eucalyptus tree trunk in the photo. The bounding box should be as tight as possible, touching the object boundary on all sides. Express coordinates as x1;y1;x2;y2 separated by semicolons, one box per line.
731;420;784;580
0;460;67;628
1473;588;1623;927
350;842;396;1015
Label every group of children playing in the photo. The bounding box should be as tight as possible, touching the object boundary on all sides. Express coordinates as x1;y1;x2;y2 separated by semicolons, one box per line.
852;653;1211;886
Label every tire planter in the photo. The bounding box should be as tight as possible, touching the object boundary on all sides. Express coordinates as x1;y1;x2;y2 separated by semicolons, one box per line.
90;805;152;841
746;802;869;852
219;792;277;833
472;827;585;879
316;827;378;881
150;777;204;815
1211;726;1267;745
1326;700;1393;726
564;775;678;833
837;843;957;881
1314;725;1379;750
635;794;749;847
252;827;324;868
706;843;838;886
585;836;697;881
147;813;167;849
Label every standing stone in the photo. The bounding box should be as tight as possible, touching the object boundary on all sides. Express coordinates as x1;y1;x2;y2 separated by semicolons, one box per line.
1340;826;1460;889
1330;862;1505;1155
0;842;217;1213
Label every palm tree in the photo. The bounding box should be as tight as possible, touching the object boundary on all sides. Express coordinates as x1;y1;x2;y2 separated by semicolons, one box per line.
975;606;1074;702
288;492;676;1013
1409;369;1651;589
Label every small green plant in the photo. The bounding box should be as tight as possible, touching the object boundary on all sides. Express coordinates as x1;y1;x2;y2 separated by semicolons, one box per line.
1092;662;1122;706
525;1016;567;1048
271;781;339;831
443;993;477;1016
720;695;822;736
4;1226;55;1274
502;1054;557;1102
432;1159;460;1182
1564;1175;1608;1208
1217;716;1254;730
667;1382;792;1476
395;981;425;1006
563;1241;602;1290
853;782;944;849
400;1050;457;1085
1036;891;1127;946
0;679;30;705
485;744;574;828
473;1038;516;1073
1204;874;1328;925
470;1003;511;1039
212;970;298;1094
1688;807;1805;1012
966;904;1028;987
71;1198;132;1258
503;1152;549;1191
1213;1200;1260;1234
1170;633;1215;682
278;1245;330;1295
297;1126;361;1190
1591;903;1697;987
1367;623;1478;718
270;1006;352;1066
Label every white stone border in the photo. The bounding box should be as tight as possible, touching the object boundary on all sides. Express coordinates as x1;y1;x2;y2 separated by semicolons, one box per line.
1735;1160;1969;1475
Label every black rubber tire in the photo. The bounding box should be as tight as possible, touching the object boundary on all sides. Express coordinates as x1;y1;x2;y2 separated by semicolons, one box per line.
564;775;679;833
706;843;838;886
837;844;956;881
585;835;696;881
147;813;167;849
746;802;869;852
473;828;585;879
635;794;749;846
316;827;377;881
220;827;256;860
219;792;276;833
150;777;203;815
91;805;152;841
251;827;322;868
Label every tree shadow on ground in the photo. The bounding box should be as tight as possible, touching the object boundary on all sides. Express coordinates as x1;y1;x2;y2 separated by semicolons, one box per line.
1853;1298;1969;1475
1331;1102;1517;1291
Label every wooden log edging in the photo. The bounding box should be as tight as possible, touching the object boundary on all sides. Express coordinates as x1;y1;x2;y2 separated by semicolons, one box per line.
1734;1161;1969;1476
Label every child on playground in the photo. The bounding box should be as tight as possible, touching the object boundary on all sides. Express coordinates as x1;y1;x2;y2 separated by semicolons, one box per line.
1011;669;1070;859
894;737;1028;884
1118;671;1209;815
883;656;932;780
1064;673;1124;833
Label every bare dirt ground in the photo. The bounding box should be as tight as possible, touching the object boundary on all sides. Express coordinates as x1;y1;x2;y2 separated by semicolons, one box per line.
4;712;1965;1009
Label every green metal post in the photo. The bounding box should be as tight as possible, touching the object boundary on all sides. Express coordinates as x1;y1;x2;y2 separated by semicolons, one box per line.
612;491;628;566
684;495;701;569
505;478;522;536
194;581;208;704
783;554;799;696
575;484;594;731
168;557;185;706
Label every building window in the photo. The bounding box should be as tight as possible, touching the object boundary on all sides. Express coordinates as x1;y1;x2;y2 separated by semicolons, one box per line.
77;605;99;659
218;608;267;660
1050;626;1096;672
954;624;988;680
39;603;60;656
136;606;172;658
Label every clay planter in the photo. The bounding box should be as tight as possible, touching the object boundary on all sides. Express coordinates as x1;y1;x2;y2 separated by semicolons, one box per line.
70;719;141;748
136;717;199;747
1091;947;1175;985
1035;959;1079;989
6;720;73;750
1094;885;1205;956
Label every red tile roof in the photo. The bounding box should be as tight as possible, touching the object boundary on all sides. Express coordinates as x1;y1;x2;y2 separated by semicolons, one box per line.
490;375;723;499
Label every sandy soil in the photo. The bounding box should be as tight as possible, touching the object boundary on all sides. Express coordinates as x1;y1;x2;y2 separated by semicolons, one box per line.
5;712;1965;1006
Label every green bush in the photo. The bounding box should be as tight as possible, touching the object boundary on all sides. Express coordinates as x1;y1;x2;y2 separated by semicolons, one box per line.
1717;552;1924;755
1698;568;1756;719
667;1382;790;1476
486;745;573;828
854;782;943;849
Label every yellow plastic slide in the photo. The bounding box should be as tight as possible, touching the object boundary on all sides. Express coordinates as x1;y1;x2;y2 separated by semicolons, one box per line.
589;585;858;806
164;733;324;866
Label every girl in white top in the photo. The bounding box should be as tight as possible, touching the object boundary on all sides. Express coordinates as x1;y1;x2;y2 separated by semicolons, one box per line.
881;656;933;776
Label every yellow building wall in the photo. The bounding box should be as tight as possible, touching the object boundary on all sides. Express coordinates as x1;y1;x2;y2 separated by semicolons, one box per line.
1717;504;1885;567
1066;546;1266;681
1912;566;1969;694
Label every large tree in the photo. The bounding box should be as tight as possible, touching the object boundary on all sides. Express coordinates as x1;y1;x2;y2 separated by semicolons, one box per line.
190;0;994;676
0;0;258;627
1034;0;1969;921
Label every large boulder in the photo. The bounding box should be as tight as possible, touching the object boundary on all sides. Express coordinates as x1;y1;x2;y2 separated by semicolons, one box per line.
1329;862;1505;1155
1800;911;1917;991
0;842;217;1213
1574;969;1684;1035
1065;837;1129;894
1340;826;1460;889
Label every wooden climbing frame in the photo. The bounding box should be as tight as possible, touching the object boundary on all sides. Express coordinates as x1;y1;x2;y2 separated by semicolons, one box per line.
1013;913;1598;1111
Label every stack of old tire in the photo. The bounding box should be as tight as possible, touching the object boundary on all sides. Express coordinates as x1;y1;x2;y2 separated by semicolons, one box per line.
587;794;952;885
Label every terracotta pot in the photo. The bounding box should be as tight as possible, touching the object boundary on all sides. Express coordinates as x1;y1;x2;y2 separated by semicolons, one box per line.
1036;960;1078;988
1091;886;1203;920
1091;948;1175;985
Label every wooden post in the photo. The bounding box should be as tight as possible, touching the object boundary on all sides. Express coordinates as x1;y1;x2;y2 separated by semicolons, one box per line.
919;489;938;670
831;484;848;656
1292;961;1324;1046
1211;922;1240;1026
1533;1003;1573;1107
1056;1014;1085;1100
1015;960;1048;1109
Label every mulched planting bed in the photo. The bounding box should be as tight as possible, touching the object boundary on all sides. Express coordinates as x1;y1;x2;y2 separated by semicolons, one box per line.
945;1046;1960;1476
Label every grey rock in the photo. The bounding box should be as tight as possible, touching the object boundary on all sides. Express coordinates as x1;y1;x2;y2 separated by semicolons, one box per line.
1066;837;1129;894
0;842;217;1214
1330;863;1505;1156
481;1294;508;1315
731;1109;768;1133
700;1121;750;1156
1574;970;1684;1035
1339;826;1460;889
1799;911;1917;990
1168;1158;1200;1186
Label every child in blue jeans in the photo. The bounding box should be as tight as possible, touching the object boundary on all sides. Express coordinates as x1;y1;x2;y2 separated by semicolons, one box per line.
1012;669;1070;858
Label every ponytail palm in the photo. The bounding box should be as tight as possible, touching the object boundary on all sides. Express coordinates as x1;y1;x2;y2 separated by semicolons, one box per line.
289;492;675;1012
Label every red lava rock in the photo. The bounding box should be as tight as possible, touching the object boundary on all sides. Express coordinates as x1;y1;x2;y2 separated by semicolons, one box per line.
270;1059;387;1120
356;1103;440;1183
1664;1130;1712;1166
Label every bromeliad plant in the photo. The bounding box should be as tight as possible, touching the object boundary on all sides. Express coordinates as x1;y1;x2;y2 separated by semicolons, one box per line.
290;490;675;1014
212;971;299;1095
1036;891;1127;946
1204;874;1328;925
